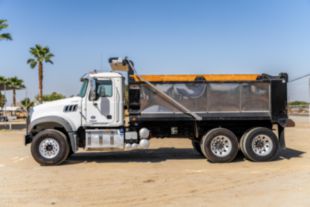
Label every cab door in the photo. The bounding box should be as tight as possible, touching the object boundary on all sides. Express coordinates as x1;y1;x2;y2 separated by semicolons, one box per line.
85;78;116;126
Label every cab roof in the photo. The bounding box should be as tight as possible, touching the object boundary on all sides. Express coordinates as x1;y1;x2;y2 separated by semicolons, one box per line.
81;72;122;80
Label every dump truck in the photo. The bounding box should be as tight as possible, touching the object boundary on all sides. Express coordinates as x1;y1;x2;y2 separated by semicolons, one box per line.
25;57;294;165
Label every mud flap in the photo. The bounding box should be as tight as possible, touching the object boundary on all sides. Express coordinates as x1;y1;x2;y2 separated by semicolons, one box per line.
278;124;286;149
24;134;32;145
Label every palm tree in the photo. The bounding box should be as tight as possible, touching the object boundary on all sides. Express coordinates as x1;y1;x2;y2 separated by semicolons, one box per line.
0;93;6;108
0;75;8;95
21;98;34;111
0;76;6;87
27;44;54;102
7;77;25;106
0;19;12;41
0;76;7;107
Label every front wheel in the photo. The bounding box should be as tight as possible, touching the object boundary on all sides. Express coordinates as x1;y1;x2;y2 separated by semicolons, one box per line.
200;128;239;163
31;129;70;166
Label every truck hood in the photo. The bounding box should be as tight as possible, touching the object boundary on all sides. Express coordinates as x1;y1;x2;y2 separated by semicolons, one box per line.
31;96;82;120
34;96;81;110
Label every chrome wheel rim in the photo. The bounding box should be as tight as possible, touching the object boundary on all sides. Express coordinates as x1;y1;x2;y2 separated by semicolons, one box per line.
210;135;232;157
251;135;273;156
39;138;60;159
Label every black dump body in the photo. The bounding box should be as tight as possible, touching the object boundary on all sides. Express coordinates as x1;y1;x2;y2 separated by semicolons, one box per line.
127;72;289;140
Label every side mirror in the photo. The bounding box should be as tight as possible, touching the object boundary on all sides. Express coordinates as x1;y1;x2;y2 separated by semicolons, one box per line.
89;78;97;101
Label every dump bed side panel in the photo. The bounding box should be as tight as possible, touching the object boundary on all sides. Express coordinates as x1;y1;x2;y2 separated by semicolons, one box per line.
138;82;270;115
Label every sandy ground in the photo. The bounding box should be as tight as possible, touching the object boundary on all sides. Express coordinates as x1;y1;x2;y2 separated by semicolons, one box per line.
0;116;310;207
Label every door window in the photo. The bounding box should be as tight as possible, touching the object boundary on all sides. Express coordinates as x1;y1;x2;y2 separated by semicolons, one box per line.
97;80;113;97
78;79;88;97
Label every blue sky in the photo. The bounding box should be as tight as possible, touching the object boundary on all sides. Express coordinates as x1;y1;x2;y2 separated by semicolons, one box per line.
0;0;310;105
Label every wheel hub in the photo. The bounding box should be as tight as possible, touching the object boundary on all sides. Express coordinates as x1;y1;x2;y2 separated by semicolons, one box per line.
39;138;60;159
251;135;273;156
254;140;264;148
46;145;53;151
215;142;224;149
210;136;232;157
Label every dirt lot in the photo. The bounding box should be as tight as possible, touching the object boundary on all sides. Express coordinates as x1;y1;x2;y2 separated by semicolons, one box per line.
0;116;310;207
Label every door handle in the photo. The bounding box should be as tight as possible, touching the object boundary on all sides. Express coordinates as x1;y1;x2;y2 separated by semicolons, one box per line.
107;115;112;119
93;102;98;106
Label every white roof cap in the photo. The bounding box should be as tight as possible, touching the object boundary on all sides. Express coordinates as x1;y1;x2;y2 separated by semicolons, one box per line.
82;72;123;79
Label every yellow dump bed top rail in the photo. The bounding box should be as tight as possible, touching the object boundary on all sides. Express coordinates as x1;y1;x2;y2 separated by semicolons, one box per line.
131;74;260;82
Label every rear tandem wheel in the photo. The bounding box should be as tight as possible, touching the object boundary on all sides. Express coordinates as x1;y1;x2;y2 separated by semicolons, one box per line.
240;127;279;162
200;128;239;163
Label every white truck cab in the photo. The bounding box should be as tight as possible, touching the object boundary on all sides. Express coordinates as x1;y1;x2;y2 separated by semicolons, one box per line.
80;72;124;127
29;72;124;129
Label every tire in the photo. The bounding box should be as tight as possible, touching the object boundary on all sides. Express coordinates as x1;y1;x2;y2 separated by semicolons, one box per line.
191;140;204;156
240;129;251;159
200;128;239;163
31;129;70;166
241;127;279;162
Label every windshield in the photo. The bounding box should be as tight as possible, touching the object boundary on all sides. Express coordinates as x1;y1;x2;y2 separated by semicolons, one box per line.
78;79;88;97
